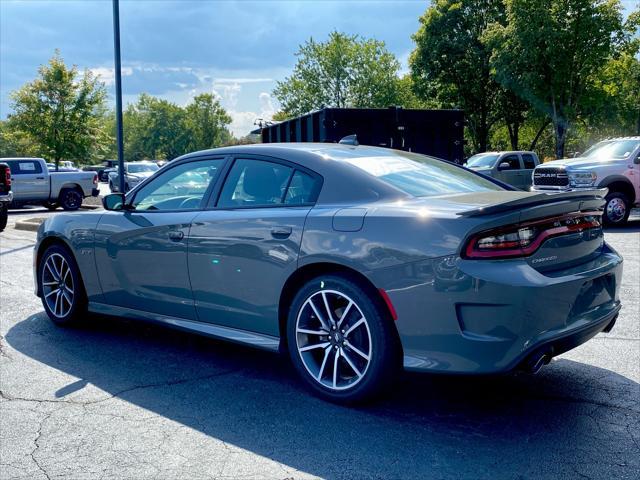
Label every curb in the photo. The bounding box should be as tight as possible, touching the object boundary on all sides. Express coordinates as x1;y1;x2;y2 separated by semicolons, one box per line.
80;204;101;210
14;217;45;232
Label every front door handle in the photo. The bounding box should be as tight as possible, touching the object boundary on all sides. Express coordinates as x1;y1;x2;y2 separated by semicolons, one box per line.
36;177;45;180
168;230;184;241
271;226;292;239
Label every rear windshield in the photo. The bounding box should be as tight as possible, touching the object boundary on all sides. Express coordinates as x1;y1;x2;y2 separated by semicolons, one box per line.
344;153;504;197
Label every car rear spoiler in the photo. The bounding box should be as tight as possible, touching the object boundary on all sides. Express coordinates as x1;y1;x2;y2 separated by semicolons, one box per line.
457;188;608;217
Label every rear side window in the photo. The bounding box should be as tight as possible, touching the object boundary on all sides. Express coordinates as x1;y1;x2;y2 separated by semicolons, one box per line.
6;160;43;174
284;170;320;205
218;159;293;207
344;153;504;197
522;154;536;169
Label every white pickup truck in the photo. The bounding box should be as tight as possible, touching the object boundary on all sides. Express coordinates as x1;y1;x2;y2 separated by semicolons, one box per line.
1;157;99;210
532;137;640;225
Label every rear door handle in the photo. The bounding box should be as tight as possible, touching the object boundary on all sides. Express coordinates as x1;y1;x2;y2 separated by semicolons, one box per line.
36;177;45;180
168;230;184;241
271;226;292;239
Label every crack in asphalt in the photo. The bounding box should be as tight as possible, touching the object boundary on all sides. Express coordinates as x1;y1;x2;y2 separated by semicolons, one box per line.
29;411;53;480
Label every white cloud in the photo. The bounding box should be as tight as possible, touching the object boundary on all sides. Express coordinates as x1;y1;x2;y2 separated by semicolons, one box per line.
89;66;133;85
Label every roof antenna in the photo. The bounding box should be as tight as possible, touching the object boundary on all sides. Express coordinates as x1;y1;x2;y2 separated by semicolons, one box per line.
339;134;359;146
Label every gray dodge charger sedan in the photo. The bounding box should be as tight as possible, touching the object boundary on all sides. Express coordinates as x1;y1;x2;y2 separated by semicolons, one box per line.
34;144;622;403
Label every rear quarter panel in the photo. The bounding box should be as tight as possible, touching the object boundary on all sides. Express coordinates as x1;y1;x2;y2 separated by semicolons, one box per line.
49;171;96;198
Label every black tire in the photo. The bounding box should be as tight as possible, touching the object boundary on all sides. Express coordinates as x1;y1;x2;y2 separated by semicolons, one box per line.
43;201;58;211
603;191;631;226
58;188;83;211
286;274;400;404
38;244;88;326
0;204;8;232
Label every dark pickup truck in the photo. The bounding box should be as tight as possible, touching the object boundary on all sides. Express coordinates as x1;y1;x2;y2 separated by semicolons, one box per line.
0;162;12;231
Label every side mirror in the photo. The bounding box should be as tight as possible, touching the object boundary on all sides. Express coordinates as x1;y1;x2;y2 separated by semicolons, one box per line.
634;154;640;165
102;193;126;211
498;162;511;171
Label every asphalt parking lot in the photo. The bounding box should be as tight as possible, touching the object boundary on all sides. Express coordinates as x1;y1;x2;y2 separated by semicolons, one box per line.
1;209;638;480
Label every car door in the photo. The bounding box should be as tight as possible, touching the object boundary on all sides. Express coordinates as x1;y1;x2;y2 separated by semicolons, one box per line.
188;155;322;336
94;157;226;319
6;159;49;201
495;154;525;189
520;153;537;189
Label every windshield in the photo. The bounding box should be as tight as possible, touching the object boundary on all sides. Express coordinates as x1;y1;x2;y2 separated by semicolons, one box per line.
582;139;640;159
127;163;159;174
466;153;499;168
343;152;504;197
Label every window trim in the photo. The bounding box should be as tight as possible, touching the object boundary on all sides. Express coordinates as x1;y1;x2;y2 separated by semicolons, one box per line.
209;154;324;210
125;155;230;213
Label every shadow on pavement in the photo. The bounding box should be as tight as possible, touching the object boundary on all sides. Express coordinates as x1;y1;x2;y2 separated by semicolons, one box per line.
6;312;640;478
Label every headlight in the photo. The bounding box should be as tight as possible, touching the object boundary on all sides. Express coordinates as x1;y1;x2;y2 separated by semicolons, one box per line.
568;171;597;186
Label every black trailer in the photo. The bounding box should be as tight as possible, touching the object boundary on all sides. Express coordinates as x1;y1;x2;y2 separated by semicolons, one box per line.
253;107;465;163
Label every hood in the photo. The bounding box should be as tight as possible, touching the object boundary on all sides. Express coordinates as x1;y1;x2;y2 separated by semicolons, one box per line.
542;156;623;170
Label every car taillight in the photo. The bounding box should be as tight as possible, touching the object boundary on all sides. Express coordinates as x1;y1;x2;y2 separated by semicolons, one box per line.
93;174;98;185
464;211;602;259
4;168;10;188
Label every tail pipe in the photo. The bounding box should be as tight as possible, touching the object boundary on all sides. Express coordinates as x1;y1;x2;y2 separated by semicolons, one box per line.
522;349;552;374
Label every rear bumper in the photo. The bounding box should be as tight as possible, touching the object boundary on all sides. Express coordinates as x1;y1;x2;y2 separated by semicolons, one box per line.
0;191;13;203
90;188;100;197
372;243;623;373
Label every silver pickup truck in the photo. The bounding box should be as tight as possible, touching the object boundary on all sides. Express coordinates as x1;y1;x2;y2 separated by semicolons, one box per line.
465;151;541;190
1;157;99;210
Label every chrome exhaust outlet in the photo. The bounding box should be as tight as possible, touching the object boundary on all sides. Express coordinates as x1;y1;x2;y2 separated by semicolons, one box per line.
523;350;551;374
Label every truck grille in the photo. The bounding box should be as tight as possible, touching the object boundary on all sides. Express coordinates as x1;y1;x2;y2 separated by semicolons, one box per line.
533;168;569;187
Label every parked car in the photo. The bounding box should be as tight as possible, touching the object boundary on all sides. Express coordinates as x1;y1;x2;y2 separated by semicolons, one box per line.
0;162;12;231
82;165;108;182
465;151;540;189
34;144;622;403
532;137;640;225
1;157;99;210
108;161;159;193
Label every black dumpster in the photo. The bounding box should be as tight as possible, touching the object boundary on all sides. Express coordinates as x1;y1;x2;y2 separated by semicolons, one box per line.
253;107;465;163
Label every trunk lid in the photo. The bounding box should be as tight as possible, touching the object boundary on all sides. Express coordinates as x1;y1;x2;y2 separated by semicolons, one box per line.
451;189;607;272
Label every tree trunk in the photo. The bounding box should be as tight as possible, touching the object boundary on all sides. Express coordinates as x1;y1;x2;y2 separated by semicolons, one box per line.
529;119;551;151
507;122;519;150
553;118;568;159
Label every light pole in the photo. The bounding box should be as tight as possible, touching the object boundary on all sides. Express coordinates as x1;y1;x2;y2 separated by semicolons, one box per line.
112;0;125;194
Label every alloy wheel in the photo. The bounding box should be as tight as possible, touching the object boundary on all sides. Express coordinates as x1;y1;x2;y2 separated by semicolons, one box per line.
606;197;626;223
295;289;372;391
42;253;75;318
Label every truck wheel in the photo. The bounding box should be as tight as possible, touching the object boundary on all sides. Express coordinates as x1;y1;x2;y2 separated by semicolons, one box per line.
0;204;8;232
43;201;58;211
59;188;83;211
603;192;631;226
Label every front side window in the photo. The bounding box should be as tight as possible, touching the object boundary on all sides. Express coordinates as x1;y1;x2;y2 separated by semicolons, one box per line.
131;159;223;211
501;155;521;170
218;159;293;207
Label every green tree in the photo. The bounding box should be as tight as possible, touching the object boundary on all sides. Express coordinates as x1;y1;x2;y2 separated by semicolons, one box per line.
123;94;190;160
8;51;108;168
273;31;402;116
488;0;624;158
184;93;232;151
123;93;233;160
411;0;507;152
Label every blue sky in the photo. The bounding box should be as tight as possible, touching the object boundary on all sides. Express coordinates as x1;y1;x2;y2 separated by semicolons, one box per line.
1;0;637;136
